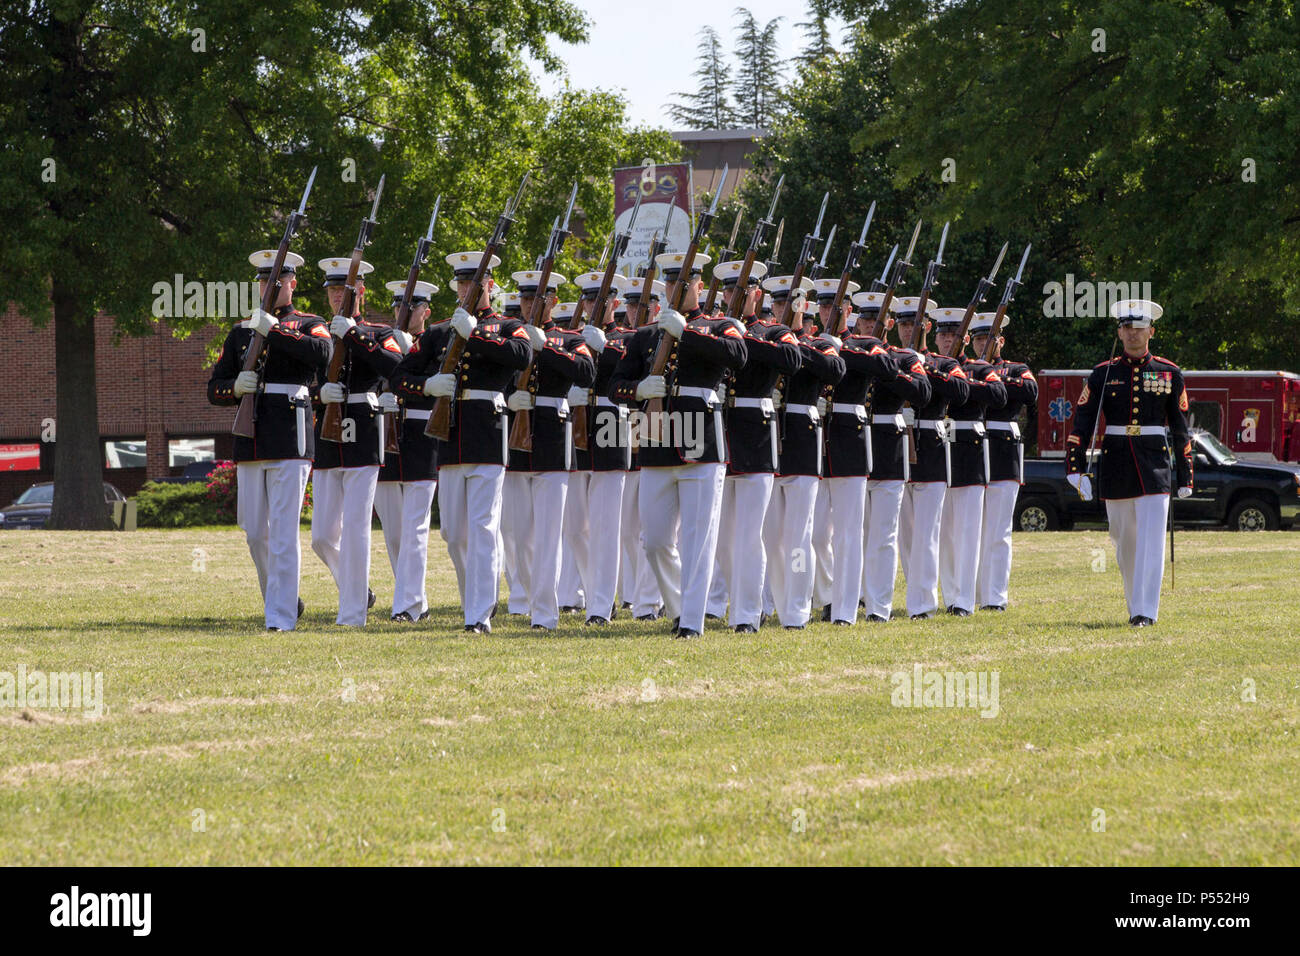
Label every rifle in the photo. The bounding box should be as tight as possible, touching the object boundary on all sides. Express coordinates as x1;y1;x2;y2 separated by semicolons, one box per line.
869;219;921;340
780;192;829;328
981;243;1030;362
906;221;950;351
703;209;743;315
570;194;645;450
384;197;440;455
643;166;728;424
320;174;387;444
233;166;317;439
508;182;580;453
728;174;785;319
946;241;1008;360
426;172;531;439
829;204;876;336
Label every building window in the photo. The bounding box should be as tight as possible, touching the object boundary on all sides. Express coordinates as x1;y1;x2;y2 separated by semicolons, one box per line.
0;443;41;472
104;439;147;468
168;438;215;468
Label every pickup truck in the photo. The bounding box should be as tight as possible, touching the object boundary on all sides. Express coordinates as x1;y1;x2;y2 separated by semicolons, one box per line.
1015;430;1300;531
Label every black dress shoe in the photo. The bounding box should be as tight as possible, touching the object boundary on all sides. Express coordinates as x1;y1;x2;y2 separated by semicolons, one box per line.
559;605;580;614
734;623;757;634
866;614;888;623
674;627;701;639
367;589;376;609
464;623;488;634
531;623;553;631
820;604;832;622
706;613;723;621
910;612;933;620
672;616;681;630
833;619;853;626
1129;615;1154;627
391;611;413;622
979;605;1007;612
586;616;609;626
635;614;657;622
417;610;430;621
297;598;306;619
784;624;806;630
948;607;972;618
267;626;282;632
621;601;633;610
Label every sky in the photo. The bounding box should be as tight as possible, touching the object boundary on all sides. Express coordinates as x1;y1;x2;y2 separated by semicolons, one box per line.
529;0;851;129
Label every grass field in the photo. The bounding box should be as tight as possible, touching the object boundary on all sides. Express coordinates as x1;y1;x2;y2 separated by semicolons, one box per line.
1;525;1297;865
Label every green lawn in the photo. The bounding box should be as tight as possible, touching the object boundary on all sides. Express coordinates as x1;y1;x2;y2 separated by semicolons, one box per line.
1;526;1296;865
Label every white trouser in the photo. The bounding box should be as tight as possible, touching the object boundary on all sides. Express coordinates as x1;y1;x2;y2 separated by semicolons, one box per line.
862;479;905;620
501;471;533;614
812;479;834;611
438;463;506;628
311;465;380;626
638;463;726;632
939;484;984;613
558;471;591;609
237;459;310;630
977;481;1018;608
586;471;625;620
1106;494;1169;621
524;471;569;628
719;473;774;628
621;471;662;616
828;475;868;623
372;482;403;586
902;481;947;616
373;480;436;618
764;474;819;627
706;482;730;616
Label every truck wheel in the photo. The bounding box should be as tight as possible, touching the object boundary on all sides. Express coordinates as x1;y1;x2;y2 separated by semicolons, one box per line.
1226;497;1279;532
1016;497;1060;532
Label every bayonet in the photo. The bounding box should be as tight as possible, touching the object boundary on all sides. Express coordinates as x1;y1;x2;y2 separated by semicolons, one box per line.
811;191;829;240
770;217;785;262
877;244;898;287
987;240;1008;284
934;220;950;267
425;195;441;242
560;181;579;232
725;209;742;251
902;219;922;265
766;173;785;223
296;166;318;217
707;164;728;219
1014;242;1031;284
818;224;837;272
368;174;386;223
857;201;876;247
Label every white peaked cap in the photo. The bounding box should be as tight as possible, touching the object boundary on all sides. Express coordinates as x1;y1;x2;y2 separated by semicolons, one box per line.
970;311;1006;333
761;275;815;297
386;279;438;300
511;270;566;291
318;257;374;277
446;251;502;273
1111;298;1163;327
813;277;859;298
852;291;895;312
552;301;576;321
249;250;304;272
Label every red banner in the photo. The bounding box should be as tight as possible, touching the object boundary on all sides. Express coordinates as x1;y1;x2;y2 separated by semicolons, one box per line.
613;162;694;273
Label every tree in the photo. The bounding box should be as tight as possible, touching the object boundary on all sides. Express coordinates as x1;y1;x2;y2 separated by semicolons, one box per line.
668;27;738;130
732;7;785;130
0;0;672;528
797;0;837;64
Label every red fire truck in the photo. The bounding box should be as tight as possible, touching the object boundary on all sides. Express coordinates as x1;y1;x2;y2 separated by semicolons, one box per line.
1036;369;1300;462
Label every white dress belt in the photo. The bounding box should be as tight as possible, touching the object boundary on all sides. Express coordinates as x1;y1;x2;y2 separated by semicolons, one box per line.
1105;425;1166;436
595;396;618;408
346;391;378;405
830;402;867;418
785;402;819;421
986;420;1021;439
949;420;986;434
872;413;905;427
459;389;505;403
731;396;775;413
263;383;309;399
674;385;720;406
534;395;570;415
404;408;433;421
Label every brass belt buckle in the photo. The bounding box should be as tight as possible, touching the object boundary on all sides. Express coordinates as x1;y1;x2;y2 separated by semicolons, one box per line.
1125;424;1141;436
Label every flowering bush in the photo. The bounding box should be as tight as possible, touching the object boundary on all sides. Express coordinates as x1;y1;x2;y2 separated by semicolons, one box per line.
205;460;238;521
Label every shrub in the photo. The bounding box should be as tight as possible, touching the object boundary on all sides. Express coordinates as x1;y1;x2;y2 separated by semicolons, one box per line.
205;460;238;522
135;480;227;527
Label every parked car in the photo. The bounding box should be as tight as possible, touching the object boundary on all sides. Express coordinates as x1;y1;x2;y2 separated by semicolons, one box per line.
153;460;220;484
1015;430;1300;532
0;482;126;529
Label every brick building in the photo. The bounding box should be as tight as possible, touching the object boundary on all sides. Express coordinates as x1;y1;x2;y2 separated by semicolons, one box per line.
0;304;235;506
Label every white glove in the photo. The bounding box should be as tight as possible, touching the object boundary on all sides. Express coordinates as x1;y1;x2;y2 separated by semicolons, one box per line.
233;370;260;397
636;375;667;400
1177;486;1193;499
523;325;546;351
330;314;356;339
658;308;687;339
770;388;783;404
582;324;607;352
1067;473;1094;501
507;390;534;412
566;385;589;405
320;382;346;404
391;329;413;354
378;391;399;413
451;307;477;339
816;397;828;417
248;308;278;338
818;334;843;350
423;373;456;398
